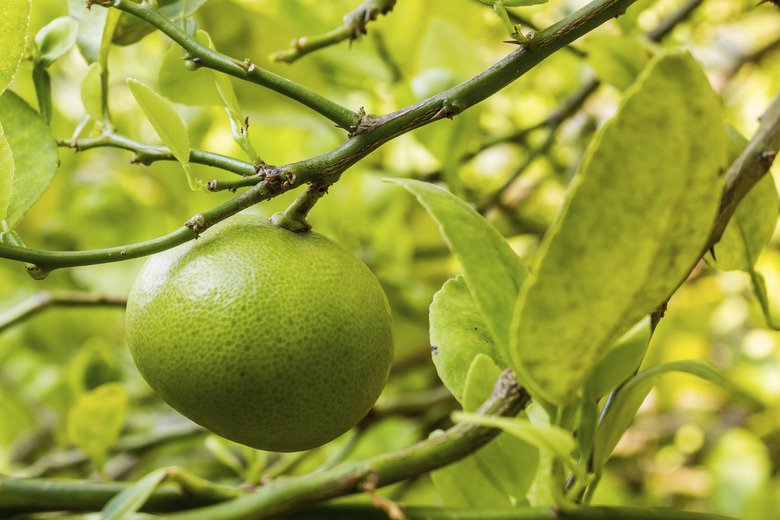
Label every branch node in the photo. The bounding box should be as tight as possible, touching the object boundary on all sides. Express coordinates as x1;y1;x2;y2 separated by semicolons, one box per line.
185;214;207;235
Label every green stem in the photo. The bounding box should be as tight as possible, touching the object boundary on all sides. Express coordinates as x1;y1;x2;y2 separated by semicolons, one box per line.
271;183;331;232
0;470;241;514
59;133;256;176
278;504;739;520
0;291;126;334
0;181;278;277
103;0;360;131
272;0;397;64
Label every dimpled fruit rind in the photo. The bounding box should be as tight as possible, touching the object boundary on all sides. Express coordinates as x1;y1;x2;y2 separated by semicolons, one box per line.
125;214;394;452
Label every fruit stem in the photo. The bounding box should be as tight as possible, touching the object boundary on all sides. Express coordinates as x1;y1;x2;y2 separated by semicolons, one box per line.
271;183;330;232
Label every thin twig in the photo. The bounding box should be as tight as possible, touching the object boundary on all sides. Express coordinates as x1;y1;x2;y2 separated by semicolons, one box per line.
0;291;126;334
272;0;397;64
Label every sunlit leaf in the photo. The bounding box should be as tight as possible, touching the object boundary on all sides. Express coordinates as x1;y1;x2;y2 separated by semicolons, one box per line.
0;123;13;225
583;35;653;91
34;16;79;68
67;383;128;470
127;78;191;165
0;0;31;96
430;277;506;402
510;51;726;405
101;468;168;520
0;91;59;228
391;178;530;353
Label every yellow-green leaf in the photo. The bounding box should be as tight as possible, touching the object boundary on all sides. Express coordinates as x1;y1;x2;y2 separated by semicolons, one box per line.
34;16;79;68
67;383;128;470
510;51;726;405
0;0;31;95
81;63;103;123
127;78;191;165
0;91;58;228
0;122;13;225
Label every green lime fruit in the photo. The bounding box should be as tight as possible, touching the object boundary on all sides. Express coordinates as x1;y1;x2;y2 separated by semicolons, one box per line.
125;214;394;452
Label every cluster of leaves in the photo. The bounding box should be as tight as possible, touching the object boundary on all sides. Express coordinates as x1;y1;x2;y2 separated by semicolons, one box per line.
1;0;780;519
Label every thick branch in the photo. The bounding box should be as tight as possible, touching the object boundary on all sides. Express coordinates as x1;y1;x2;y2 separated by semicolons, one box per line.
101;0;360;131
0;372;528;516
162;372;529;520
273;0;397;64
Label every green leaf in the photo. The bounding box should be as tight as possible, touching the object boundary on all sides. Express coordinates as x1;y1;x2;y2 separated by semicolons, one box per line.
430;277;506;402
0;123;13;225
432;355;538;508
158;35;223;106
34;16;79;68
475;0;548;5
593;360;736;472
67;382;128;471
0;0;31;96
509;51;726;405
584;317;652;400
453;412;580;479
749;270;780;330
81;63;103;123
390;178;530;353
583;35;654;91
68;0;108;64
127;78;191;165
0;90;59;228
101;468;169;520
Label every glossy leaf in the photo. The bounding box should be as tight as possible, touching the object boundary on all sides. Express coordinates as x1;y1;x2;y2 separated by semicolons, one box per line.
101;468;168;520
0;91;59;228
430;276;506;402
127;78;191;165
475;0;547;5
67;383;128;470
509;51;726;405
81;63;103;123
583;35;653;91
584;317;652;399
391;178;530;353
0;123;13;224
34;16;79;68
593;360;735;471
432;354;537;508
0;0;31;95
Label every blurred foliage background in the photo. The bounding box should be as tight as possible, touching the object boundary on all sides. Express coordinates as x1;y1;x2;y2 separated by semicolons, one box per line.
1;0;780;517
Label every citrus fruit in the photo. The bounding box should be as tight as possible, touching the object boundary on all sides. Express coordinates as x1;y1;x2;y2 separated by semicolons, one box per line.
125;214;394;452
